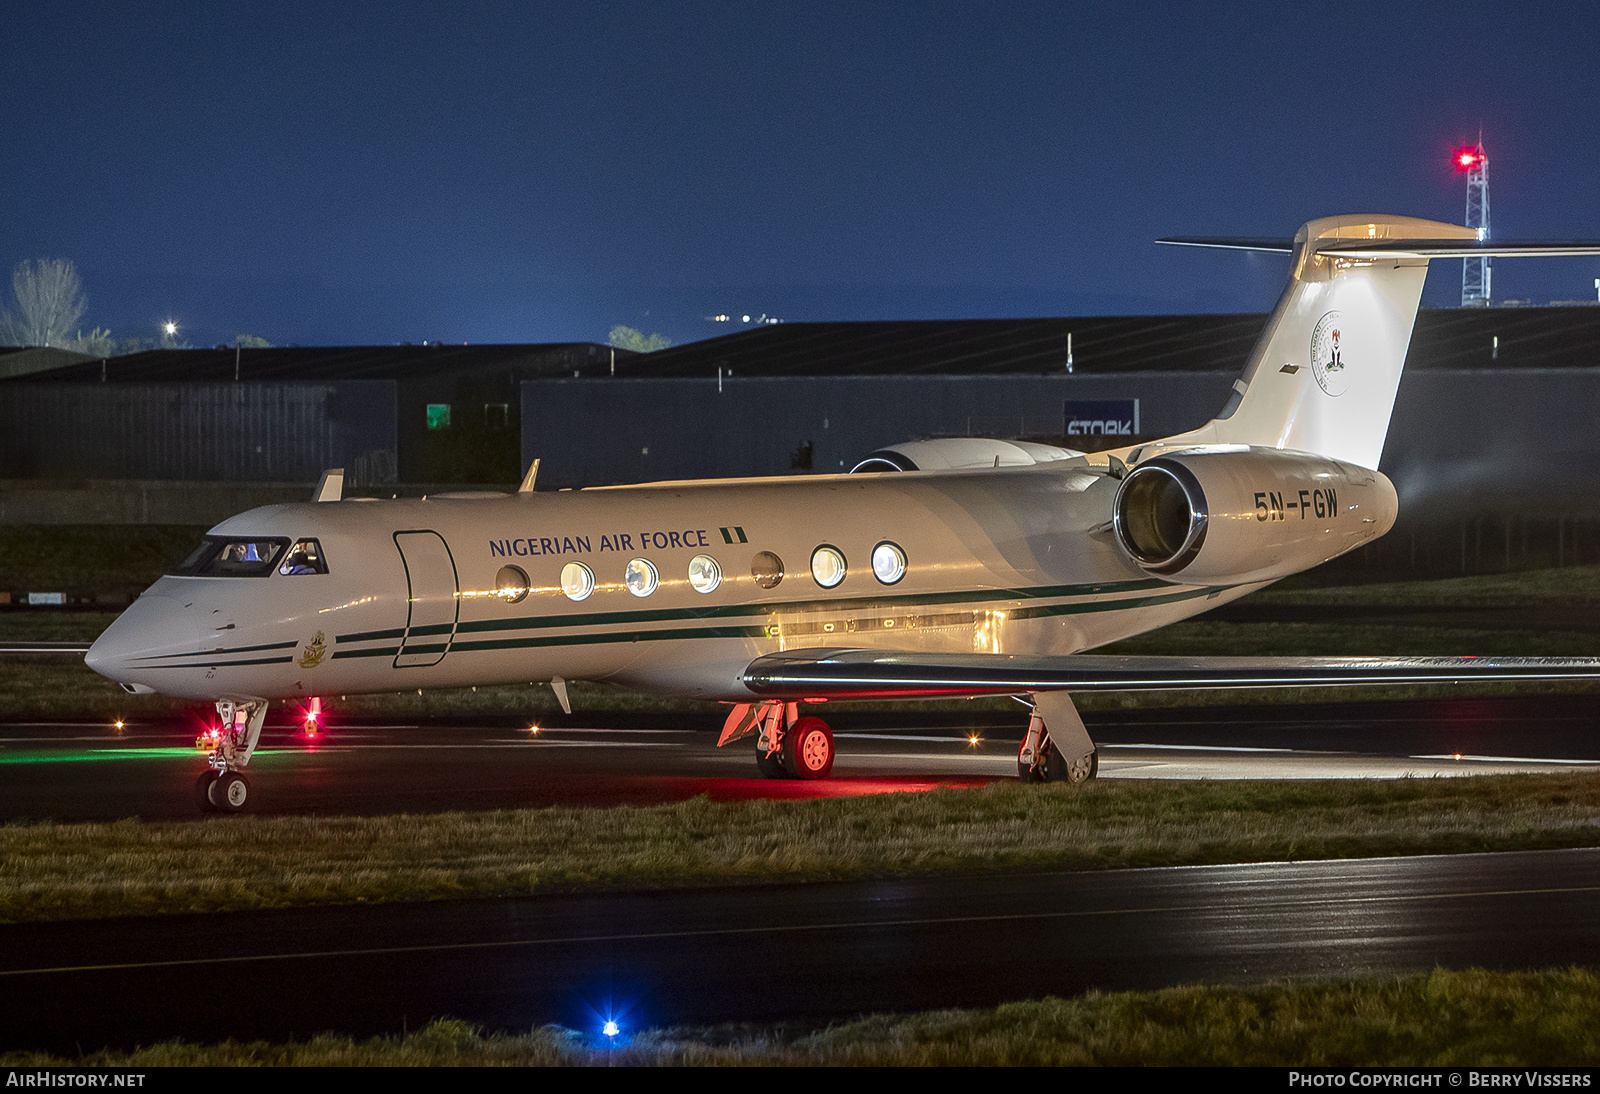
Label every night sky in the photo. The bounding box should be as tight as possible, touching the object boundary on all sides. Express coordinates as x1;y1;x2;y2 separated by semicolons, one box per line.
4;1;1598;349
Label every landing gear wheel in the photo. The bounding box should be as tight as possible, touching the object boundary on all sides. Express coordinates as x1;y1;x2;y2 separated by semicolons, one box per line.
755;748;787;779
213;771;250;812
195;770;220;812
782;717;834;780
1018;738;1064;782
1018;740;1097;784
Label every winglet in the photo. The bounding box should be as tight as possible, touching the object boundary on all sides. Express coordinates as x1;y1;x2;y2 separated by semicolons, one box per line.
518;459;541;494
312;469;344;503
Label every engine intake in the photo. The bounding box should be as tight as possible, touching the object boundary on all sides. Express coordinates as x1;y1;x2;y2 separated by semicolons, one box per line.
1113;459;1207;574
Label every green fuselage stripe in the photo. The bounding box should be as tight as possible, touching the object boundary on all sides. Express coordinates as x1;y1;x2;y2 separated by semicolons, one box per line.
320;586;1227;662
336;577;1174;646
145;581;1229;671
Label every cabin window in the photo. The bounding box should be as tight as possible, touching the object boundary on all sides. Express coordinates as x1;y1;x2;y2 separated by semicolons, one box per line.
624;558;659;597
279;539;328;576
495;565;529;603
170;536;289;577
872;541;907;585
688;554;721;594
561;562;595;602
751;551;784;590
810;545;847;588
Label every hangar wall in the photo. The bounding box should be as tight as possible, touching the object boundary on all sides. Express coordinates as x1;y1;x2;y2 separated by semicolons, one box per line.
519;373;1236;488
0;381;398;484
519;368;1600;517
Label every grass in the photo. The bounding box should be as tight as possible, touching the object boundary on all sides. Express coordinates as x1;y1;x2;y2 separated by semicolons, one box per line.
1251;564;1600;609
4;774;1600;924
6;968;1599;1065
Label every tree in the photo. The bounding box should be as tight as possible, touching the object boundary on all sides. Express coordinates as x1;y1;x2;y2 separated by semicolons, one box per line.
2;259;86;347
232;334;272;348
62;327;116;357
608;324;672;353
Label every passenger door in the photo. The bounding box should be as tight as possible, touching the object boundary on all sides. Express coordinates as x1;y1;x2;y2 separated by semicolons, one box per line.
393;530;459;668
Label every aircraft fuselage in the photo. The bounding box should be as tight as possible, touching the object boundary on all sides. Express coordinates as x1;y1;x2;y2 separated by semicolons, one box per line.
87;462;1257;704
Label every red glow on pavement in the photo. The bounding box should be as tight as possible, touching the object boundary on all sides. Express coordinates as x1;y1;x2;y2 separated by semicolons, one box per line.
654;775;997;802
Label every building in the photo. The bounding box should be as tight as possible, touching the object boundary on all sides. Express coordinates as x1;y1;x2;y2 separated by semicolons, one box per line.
6;308;1600;573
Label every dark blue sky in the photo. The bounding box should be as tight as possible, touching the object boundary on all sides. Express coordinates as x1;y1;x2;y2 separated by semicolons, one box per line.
4;1;1598;349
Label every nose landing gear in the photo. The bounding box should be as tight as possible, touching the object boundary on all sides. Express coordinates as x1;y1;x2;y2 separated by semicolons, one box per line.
198;699;267;813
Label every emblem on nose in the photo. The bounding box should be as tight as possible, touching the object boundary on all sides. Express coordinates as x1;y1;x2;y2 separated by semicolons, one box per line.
299;631;327;669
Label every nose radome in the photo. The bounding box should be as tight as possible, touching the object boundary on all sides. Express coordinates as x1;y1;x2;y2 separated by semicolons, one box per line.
85;594;200;684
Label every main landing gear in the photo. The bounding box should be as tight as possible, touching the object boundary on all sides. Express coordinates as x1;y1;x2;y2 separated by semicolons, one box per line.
720;700;836;780
197;698;268;813
1017;692;1098;785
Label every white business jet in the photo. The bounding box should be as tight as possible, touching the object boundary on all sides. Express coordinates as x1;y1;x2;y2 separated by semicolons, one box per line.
84;214;1600;811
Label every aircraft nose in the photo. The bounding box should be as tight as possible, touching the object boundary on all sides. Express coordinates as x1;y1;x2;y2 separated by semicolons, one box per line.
86;594;199;688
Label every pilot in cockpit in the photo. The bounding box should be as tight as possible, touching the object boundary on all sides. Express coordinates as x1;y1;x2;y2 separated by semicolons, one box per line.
279;540;324;576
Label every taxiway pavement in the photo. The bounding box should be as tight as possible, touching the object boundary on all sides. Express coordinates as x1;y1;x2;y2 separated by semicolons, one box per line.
6;694;1600;821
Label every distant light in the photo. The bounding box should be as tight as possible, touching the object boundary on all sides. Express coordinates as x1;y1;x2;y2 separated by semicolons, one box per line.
528;724;540;735
163;321;178;336
1452;146;1483;171
968;734;980;747
603;1020;619;1038
742;315;751;322
113;720;124;731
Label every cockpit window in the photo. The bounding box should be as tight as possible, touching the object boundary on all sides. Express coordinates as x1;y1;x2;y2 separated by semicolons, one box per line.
279;539;328;576
170;537;290;577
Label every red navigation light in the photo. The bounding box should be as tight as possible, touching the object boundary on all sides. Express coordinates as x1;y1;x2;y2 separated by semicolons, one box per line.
1453;146;1482;171
302;696;322;736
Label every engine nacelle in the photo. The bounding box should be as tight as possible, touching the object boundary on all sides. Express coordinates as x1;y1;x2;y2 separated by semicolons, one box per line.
1113;448;1397;585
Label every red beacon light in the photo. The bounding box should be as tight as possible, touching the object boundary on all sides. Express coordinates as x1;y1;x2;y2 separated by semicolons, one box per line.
302;696;322;736
1453;146;1483;171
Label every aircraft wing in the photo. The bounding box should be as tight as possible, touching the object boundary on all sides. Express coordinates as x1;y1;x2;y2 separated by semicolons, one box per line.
742;648;1600;700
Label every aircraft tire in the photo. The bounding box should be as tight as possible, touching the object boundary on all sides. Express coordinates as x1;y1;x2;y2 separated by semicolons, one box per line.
195;770;220;812
1066;749;1099;784
214;771;251;813
1018;738;1050;782
1018;739;1078;783
782;717;834;780
755;747;788;779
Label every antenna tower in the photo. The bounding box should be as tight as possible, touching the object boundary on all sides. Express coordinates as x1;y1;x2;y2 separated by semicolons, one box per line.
1456;138;1490;306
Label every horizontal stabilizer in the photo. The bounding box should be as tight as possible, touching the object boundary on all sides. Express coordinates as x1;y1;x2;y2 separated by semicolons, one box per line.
743;648;1600;699
1157;237;1294;253
1159;236;1600;259
1316;239;1600;259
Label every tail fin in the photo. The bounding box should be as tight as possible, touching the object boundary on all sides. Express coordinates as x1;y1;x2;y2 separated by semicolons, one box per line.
1157;216;1600;469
